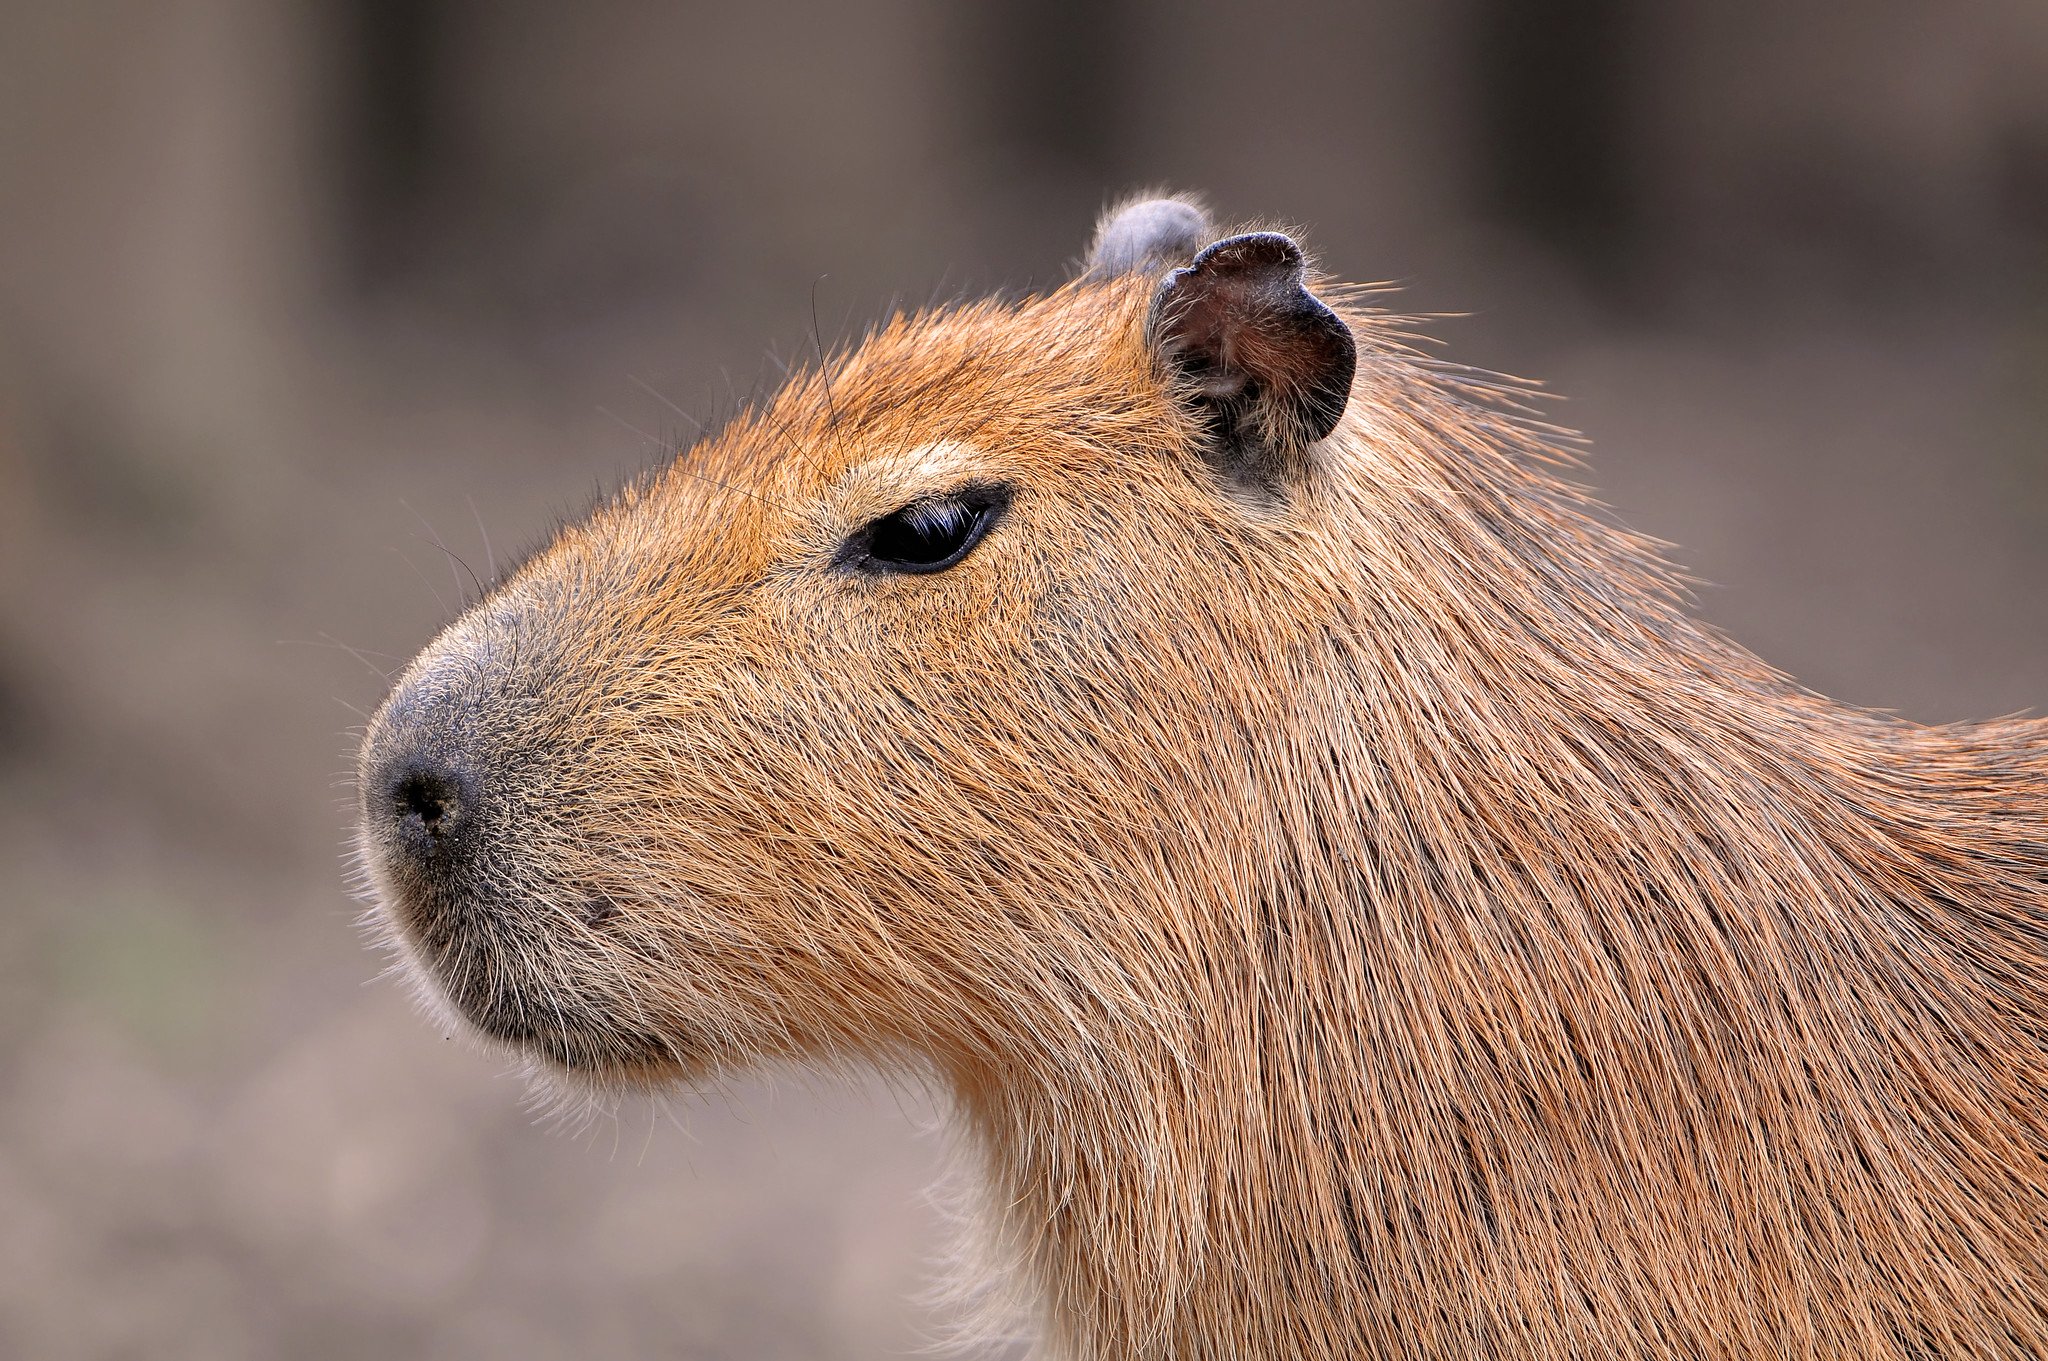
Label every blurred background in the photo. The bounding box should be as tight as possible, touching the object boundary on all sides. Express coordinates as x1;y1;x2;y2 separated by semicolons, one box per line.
0;1;2043;1356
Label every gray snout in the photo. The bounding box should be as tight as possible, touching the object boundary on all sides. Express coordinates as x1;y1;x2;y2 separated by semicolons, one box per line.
357;622;668;1070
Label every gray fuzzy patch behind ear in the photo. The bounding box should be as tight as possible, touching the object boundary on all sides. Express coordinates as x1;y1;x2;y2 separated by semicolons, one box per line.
1149;231;1356;491
1083;197;1213;281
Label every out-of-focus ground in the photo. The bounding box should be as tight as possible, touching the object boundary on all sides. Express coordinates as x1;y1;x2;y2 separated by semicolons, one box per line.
0;2;2043;1357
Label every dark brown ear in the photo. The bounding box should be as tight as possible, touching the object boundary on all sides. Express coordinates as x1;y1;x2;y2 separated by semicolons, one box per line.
1148;232;1355;491
1083;196;1212;280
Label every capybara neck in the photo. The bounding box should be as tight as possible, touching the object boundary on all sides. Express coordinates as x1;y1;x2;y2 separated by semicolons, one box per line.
932;373;2048;1356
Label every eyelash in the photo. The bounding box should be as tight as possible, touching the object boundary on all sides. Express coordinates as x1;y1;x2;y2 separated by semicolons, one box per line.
841;484;1012;575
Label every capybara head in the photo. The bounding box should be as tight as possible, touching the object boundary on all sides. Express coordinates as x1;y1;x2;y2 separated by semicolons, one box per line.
357;197;2048;1357
357;197;1376;1086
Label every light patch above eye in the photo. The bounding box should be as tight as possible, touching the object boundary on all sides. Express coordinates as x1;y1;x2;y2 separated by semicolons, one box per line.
830;440;989;524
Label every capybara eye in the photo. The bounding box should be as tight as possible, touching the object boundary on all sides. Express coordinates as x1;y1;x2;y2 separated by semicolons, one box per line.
849;484;1011;575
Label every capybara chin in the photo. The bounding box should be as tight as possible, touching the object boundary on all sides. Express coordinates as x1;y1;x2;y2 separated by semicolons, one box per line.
356;194;2048;1359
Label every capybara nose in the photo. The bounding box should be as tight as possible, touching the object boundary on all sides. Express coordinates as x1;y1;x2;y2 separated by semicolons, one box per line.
379;752;478;872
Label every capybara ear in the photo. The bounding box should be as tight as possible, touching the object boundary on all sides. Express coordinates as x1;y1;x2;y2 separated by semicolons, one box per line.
1082;195;1212;280
1148;231;1356;491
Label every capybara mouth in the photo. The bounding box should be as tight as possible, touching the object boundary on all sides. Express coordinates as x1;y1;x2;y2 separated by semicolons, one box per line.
482;1018;676;1075
362;857;686;1078
448;980;683;1075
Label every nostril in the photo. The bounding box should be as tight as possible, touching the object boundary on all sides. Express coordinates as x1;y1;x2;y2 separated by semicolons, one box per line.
399;771;452;830
385;757;473;861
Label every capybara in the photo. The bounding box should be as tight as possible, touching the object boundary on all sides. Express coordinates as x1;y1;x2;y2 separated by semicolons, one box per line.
357;195;2048;1359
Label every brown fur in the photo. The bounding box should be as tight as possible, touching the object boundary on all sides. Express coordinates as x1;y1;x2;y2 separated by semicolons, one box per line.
358;204;2048;1359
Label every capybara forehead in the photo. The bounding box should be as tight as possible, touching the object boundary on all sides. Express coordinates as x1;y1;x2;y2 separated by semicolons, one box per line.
856;286;1165;428
528;278;1172;597
670;281;1167;499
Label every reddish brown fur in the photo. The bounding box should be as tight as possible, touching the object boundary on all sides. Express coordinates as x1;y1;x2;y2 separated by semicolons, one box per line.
359;205;2048;1358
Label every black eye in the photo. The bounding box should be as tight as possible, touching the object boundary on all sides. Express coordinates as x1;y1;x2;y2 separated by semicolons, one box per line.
846;484;1011;575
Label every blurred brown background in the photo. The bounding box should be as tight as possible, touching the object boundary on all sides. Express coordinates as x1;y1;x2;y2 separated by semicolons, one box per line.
0;2;2043;1357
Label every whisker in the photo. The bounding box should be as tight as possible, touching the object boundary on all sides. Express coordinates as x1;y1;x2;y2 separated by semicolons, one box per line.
626;373;705;439
400;498;485;605
388;544;450;618
466;494;498;585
